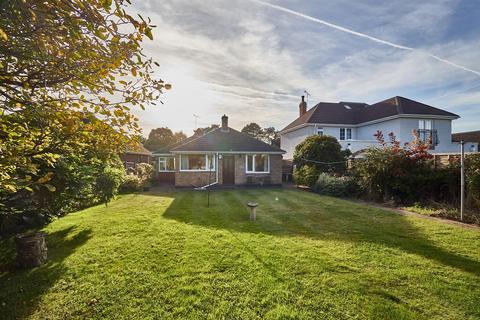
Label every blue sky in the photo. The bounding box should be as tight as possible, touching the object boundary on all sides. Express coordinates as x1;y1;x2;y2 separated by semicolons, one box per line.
132;0;480;135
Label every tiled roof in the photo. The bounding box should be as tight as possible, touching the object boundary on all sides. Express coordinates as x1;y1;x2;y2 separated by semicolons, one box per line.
281;96;459;132
170;127;285;153
452;130;480;143
152;135;198;154
125;142;151;155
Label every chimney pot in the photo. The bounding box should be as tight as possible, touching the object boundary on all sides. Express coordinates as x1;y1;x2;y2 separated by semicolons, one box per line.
299;96;307;117
221;114;228;131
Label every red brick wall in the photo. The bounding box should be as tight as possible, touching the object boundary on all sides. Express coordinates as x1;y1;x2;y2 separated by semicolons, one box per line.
173;153;283;187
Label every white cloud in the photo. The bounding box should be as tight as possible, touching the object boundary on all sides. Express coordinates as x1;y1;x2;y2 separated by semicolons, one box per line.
130;0;480;135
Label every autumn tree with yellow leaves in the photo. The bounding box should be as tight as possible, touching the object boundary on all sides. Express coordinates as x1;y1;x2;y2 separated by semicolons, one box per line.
0;0;168;229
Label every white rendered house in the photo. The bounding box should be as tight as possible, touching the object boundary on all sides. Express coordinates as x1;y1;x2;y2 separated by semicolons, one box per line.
280;96;473;159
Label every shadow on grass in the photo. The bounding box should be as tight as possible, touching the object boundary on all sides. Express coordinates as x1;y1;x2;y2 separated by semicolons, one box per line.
0;226;91;320
162;188;480;277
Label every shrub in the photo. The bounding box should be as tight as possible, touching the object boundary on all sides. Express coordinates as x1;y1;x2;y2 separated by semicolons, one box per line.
466;153;480;209
121;175;143;192
352;130;434;203
95;165;125;205
136;163;154;188
293;135;346;174
314;173;359;197
120;163;154;193
293;165;319;188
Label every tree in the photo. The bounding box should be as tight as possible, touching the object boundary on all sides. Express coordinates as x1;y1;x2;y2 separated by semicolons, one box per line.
262;127;280;147
144;128;187;151
133;135;147;145
0;0;167;229
241;123;280;147
241;123;263;139
173;131;187;144
293;135;345;173
145;127;174;151
194;124;219;137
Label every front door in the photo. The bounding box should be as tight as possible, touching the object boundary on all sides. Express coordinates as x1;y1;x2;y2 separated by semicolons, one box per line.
222;156;235;185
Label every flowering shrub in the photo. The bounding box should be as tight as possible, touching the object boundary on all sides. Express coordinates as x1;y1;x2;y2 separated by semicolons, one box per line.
353;130;449;203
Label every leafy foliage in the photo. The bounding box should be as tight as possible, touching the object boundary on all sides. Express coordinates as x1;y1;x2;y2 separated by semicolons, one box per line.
144;127;187;151
241;123;280;146
241;123;263;138
95;165;125;205
120;175;143;192
120;163;154;193
314;173;359;197
353;130;457;204
0;0;166;231
293;165;319;188
466;153;480;209
293;135;346;173
193;124;219;137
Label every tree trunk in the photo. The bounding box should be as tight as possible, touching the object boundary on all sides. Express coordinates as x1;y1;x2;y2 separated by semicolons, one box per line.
15;231;47;268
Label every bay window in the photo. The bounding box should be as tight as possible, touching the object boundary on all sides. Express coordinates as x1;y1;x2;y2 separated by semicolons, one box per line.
158;157;175;172
180;154;215;171
246;154;269;173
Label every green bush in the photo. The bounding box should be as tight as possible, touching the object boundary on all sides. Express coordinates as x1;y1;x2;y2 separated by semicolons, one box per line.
293;135;346;174
314;173;359;197
136;163;154;188
353;145;460;205
120;163;154;193
293;165;319;188
95;165;125;205
121;175;143;192
466;153;480;209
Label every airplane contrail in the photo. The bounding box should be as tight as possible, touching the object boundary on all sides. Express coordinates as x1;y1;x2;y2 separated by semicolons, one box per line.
250;0;480;77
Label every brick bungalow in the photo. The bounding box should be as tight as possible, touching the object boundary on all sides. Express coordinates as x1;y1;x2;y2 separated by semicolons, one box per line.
120;143;152;172
153;115;285;187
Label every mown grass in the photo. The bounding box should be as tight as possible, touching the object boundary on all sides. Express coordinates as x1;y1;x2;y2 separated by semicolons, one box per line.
1;187;479;319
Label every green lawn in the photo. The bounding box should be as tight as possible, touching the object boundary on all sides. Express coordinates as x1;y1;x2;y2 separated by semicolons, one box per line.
1;188;480;319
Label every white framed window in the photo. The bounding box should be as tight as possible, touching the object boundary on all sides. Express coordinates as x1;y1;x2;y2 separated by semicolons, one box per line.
418;119;437;149
317;127;324;136
339;128;352;140
179;154;215;171
158;157;175;172
246;154;270;173
419;120;432;130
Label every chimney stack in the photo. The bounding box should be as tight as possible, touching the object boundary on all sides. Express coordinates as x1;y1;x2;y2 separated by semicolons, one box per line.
221;114;228;131
299;95;307;117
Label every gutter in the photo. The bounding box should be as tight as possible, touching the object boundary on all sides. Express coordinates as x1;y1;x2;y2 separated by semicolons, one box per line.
280;114;460;135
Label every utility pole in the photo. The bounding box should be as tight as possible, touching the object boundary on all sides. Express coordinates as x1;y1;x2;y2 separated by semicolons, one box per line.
460;140;465;221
